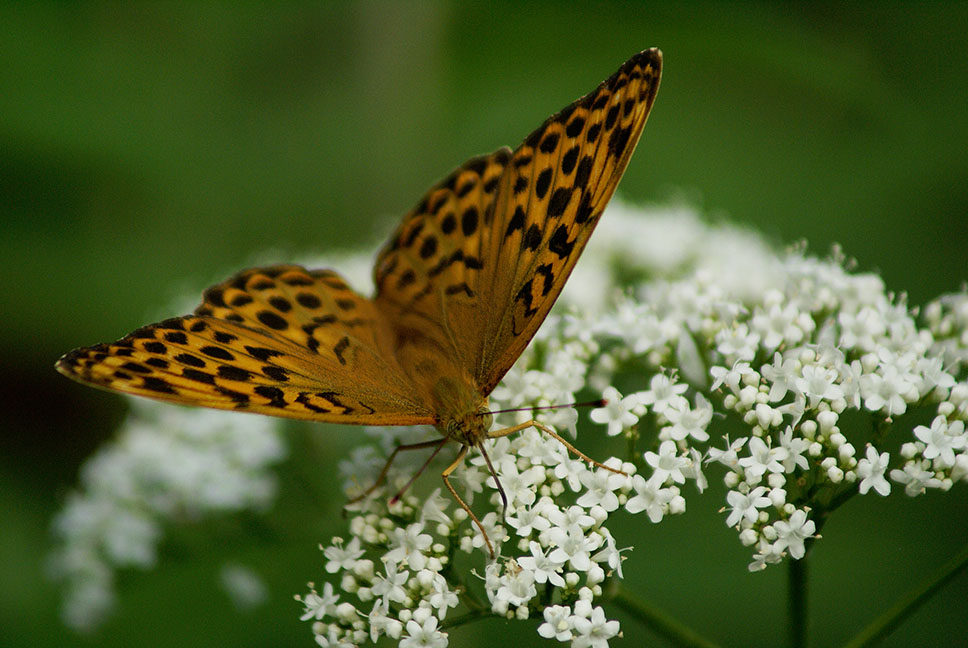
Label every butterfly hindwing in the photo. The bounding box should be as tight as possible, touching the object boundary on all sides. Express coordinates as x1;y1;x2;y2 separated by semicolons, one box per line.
57;265;436;425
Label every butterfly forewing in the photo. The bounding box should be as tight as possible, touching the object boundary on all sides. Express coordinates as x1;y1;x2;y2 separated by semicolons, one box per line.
476;49;661;392
57;265;436;425
371;49;661;396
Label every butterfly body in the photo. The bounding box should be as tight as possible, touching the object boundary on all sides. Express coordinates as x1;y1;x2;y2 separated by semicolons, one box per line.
58;50;663;552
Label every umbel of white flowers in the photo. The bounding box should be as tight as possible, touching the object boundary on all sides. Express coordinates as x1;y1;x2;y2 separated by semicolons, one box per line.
49;201;968;648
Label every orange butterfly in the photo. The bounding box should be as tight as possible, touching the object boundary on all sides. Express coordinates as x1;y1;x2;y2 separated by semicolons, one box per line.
58;49;662;554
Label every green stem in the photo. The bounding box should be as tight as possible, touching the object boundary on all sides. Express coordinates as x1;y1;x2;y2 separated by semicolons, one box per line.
611;586;721;648
788;554;808;648
843;541;968;648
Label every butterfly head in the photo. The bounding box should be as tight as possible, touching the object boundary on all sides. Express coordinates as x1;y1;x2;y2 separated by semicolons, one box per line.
433;377;492;446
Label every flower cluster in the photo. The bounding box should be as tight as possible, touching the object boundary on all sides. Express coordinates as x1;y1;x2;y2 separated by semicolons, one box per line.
300;201;968;645
48;401;285;630
299;419;671;647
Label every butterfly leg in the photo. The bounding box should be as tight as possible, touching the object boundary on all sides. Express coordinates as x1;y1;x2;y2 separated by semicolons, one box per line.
488;420;626;475
441;445;496;558
347;438;447;505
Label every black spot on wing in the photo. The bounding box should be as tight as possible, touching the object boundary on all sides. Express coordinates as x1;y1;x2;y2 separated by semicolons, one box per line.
164;331;188;344
505;206;525;237
257;310;289;330
245;346;284;362
539;132;559;153
142;376;177;394
522;224;542;252
547;188;572;218
608;126;632;157
254;385;287;408
333;336;350;365
218;365;252;381
535;168;552;199
461;207;479;236
201;345;234;361
269;296;292;313
566;116;585;137
296;293;322;309
174;353;205;368
548;225;575;259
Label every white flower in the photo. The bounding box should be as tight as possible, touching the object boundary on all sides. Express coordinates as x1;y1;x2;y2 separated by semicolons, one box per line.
663;393;712;442
890;464;943;496
50;401;284;630
914;416;966;467
576;467;627;511
638;374;688;414
548;524;603;572
773;509;816;559
716;322;760;362
506;498;553;537
725;486;771;528
538;605;574;641
420;488;453;526
554;458;589;492
503;464;546;509
778;427;811;472
494;561;537;608
681;447;708;492
839;306;887;352
400;615;448;648
368;599;403;642
761;352;801;402
856;446;891;496
300;582;339;621
751;298;813;350
546;505;595;531
571;605;621;648
644;439;689;485
860;365;916;416
385;523;433;571
592;527;627;579
739;437;789;480
795;364;845;409
748;536;785;572
371;561;409;605
425;572;459;617
518;541;566;587
625;474;676;523
706;436;748;470
324;537;364;574
469;511;506;553
590;387;643;436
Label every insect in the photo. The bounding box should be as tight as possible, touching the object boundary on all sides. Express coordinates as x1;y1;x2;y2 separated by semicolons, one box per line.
57;49;662;555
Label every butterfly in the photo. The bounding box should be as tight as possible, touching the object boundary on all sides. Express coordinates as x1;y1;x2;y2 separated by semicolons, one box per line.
57;49;662;555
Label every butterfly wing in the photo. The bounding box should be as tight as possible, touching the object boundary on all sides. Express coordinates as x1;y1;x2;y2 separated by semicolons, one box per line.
57;265;436;425
373;49;662;395
372;150;512;395
476;49;662;392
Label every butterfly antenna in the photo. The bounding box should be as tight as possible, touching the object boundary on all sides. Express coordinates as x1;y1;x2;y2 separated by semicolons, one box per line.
476;443;509;514
389;440;448;505
484;398;607;416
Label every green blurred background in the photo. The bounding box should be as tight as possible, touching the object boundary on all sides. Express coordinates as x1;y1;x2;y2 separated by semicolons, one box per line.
3;2;967;647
